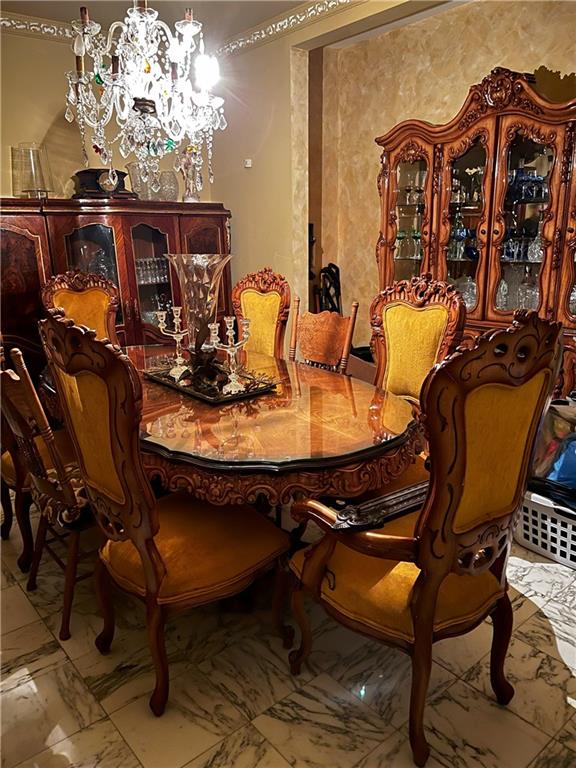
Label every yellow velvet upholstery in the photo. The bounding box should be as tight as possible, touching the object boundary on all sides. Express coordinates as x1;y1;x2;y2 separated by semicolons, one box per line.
290;530;503;643
240;289;281;356
454;372;549;534
52;288;112;340
52;368;125;503
102;493;289;605
382;302;449;399
1;429;76;487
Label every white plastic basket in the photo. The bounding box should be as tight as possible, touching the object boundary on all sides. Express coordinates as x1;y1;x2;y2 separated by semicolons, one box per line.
514;491;576;569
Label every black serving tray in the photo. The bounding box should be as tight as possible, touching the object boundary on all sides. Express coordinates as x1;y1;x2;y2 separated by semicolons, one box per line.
144;368;277;405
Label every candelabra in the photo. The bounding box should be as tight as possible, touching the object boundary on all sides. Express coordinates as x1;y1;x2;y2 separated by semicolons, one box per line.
155;307;188;380
208;317;250;395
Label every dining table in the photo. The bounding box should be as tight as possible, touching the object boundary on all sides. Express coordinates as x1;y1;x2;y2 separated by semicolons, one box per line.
126;346;425;507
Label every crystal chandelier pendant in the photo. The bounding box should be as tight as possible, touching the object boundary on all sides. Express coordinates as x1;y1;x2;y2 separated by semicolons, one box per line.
65;1;226;198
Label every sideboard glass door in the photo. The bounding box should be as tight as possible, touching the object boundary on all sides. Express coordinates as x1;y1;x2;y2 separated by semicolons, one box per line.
64;223;123;325
130;222;177;343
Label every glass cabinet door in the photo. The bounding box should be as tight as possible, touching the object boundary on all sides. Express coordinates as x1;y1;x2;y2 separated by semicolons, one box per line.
557;147;576;329
65;223;123;325
437;130;494;319
391;155;430;282
130;222;178;342
487;117;566;322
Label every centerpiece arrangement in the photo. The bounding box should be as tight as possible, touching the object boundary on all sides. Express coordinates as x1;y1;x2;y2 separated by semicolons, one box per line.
145;253;277;403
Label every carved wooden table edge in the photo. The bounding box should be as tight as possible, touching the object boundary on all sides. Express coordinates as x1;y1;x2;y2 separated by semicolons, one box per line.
142;419;425;506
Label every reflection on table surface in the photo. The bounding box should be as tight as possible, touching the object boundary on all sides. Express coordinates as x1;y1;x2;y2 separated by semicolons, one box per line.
126;346;416;467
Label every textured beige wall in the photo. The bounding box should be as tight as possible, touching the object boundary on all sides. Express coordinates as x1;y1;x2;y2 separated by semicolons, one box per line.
323;0;576;344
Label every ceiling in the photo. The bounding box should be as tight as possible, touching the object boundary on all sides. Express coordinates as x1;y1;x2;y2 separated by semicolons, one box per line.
1;1;302;49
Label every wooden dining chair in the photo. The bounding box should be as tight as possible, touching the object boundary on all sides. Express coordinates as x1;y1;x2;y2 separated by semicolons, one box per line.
370;273;466;397
286;312;562;766
289;296;359;374
1;347;93;639
231;267;291;358
41;270;120;345
39;311;291;716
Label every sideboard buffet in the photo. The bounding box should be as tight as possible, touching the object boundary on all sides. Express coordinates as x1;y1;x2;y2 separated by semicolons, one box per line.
375;68;576;395
0;198;231;380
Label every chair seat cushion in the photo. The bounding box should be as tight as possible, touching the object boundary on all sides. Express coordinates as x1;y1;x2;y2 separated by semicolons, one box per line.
1;430;76;488
101;493;289;605
290;508;503;642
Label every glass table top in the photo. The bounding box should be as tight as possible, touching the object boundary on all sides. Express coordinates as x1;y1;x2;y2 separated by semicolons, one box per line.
126;347;417;471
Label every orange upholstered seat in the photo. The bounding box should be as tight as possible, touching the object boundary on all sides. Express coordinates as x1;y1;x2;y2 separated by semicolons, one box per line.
103;493;289;605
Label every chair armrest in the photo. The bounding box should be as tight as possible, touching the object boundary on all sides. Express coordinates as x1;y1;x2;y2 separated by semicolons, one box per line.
291;499;418;562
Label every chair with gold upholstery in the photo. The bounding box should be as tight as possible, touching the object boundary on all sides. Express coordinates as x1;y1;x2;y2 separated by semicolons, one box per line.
40;311;290;716
231;267;291;358
370;273;465;397
1;347;91;639
42;270;120;345
289;296;359;374
287;312;562;766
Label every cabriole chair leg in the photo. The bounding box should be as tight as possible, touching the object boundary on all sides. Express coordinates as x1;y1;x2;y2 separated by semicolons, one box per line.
409;635;433;767
95;558;116;654
288;583;312;675
1;479;13;540
59;529;81;641
147;599;169;716
26;514;49;592
490;593;515;705
15;490;34;572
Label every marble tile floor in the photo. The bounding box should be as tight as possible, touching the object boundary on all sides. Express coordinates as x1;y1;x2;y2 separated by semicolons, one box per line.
1;520;574;768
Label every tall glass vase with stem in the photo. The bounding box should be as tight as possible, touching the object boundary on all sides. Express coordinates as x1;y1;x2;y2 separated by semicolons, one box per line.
164;253;232;370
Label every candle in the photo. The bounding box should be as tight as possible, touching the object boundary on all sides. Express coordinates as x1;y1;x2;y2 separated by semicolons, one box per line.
185;8;193;21
80;6;89;23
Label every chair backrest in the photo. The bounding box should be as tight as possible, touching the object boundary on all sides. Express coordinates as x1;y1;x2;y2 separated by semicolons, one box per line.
318;263;342;314
370;274;465;397
231;267;291;358
41;270;120;346
39;312;161;590
414;312;562;591
0;347;81;523
289;296;359;374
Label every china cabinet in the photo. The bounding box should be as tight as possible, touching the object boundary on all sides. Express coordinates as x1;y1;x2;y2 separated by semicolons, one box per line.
375;68;576;395
0;198;232;365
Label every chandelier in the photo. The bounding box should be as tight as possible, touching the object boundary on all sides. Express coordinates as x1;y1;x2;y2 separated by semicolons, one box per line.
65;1;226;196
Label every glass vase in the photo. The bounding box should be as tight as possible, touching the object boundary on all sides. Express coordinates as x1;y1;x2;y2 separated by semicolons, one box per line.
164;253;232;368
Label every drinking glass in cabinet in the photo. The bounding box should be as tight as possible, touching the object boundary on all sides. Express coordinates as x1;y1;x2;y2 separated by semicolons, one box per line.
496;278;509;310
518;266;539;310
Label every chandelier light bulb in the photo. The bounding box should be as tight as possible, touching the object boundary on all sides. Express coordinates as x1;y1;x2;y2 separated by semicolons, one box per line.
195;54;220;92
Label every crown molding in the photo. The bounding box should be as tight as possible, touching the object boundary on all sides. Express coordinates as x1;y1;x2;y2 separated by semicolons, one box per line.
217;0;360;57
1;1;361;54
0;11;73;42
